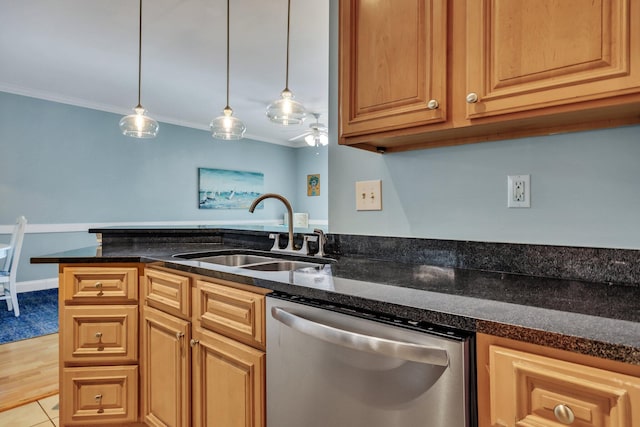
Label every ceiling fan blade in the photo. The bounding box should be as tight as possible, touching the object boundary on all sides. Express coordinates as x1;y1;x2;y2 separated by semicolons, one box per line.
289;132;311;141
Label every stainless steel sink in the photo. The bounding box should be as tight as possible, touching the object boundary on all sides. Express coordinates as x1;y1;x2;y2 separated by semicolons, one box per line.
172;249;334;272
241;260;326;272
192;254;278;267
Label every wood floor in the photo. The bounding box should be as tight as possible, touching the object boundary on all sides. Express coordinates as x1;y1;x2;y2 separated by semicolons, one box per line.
0;333;58;412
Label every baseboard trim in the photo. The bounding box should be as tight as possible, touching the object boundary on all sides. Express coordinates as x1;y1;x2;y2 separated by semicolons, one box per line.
16;278;58;293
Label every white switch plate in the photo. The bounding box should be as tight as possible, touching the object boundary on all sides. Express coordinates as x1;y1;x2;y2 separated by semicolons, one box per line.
507;175;530;208
355;180;382;211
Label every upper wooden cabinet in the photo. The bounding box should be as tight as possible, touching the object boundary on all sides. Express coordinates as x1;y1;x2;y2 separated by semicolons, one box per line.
339;0;448;137
466;0;640;119
339;0;640;153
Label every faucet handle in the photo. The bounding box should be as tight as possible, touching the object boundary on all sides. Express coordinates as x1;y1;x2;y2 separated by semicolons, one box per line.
301;235;318;255
313;229;327;257
268;233;281;251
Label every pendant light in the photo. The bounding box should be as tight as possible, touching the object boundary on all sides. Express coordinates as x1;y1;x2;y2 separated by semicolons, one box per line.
211;0;246;140
266;0;306;125
119;0;159;139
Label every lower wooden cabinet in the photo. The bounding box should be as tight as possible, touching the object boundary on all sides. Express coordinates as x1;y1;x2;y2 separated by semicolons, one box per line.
141;305;191;427
141;267;268;427
191;327;265;427
59;264;143;426
477;333;640;427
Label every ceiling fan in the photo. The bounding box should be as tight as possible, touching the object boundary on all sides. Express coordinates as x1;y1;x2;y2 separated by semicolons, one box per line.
289;113;329;146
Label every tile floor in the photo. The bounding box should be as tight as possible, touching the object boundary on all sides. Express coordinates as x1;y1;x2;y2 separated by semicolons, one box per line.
0;394;59;426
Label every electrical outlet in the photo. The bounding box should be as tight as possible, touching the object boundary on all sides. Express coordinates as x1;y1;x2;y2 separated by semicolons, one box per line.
507;175;530;208
355;180;382;211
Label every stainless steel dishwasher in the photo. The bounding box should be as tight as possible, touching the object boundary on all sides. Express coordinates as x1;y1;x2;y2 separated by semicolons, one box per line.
266;294;474;427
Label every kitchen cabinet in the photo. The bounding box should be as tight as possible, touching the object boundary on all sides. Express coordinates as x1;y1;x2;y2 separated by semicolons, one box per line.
339;0;640;153
477;333;640;427
59;264;142;426
141;305;191;427
339;0;448;139
142;267;268;427
191;277;266;427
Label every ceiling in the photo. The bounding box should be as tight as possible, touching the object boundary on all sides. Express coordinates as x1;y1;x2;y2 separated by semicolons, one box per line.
0;0;329;147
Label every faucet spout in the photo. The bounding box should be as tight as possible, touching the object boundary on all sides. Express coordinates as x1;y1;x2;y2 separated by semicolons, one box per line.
249;193;295;252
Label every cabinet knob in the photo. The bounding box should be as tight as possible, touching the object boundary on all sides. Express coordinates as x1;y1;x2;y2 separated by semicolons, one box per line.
176;332;184;340
94;394;102;402
553;404;575;425
466;92;479;104
95;332;102;339
427;99;439;110
190;339;200;347
94;282;103;289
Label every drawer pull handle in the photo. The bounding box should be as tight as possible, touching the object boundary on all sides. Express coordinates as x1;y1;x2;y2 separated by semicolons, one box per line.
427;99;439;110
466;92;479;104
94;394;102;402
176;332;184;340
95;332;103;339
554;404;575;425
190;339;200;347
94;282;103;289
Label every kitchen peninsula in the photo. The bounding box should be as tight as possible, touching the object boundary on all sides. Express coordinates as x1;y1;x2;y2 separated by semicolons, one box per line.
33;226;640;426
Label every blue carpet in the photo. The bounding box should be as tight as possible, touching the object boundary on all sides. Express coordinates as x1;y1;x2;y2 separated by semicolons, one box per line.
0;289;58;344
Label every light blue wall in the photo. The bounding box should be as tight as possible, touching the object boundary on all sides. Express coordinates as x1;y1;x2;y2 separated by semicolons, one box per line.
0;92;327;281
327;0;640;250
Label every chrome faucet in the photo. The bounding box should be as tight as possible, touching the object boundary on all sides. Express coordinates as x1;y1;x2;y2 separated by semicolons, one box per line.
249;193;296;253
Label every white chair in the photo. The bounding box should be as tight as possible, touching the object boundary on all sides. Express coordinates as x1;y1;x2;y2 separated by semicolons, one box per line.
0;216;27;317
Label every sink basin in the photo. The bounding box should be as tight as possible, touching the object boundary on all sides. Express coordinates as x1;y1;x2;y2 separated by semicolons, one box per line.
173;249;335;273
190;254;278;267
241;260;326;272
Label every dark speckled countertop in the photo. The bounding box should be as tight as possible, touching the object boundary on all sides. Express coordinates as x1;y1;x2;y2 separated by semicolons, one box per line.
32;226;640;364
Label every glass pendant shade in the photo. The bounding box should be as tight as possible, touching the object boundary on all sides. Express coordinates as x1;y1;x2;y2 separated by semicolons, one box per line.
119;105;159;138
266;89;306;125
211;107;246;140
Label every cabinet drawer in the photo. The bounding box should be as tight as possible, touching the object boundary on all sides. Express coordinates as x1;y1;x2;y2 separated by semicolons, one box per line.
195;279;265;350
144;268;191;319
61;365;138;425
62;305;138;364
62;266;139;303
489;345;640;427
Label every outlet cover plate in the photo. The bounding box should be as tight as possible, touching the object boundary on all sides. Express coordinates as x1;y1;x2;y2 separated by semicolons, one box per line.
355;180;382;211
507;175;530;208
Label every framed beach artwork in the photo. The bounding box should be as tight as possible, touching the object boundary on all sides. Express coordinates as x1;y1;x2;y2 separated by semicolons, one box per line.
307;174;320;196
198;168;264;209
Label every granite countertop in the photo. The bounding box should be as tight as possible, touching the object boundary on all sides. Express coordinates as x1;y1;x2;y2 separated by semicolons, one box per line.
32;237;640;365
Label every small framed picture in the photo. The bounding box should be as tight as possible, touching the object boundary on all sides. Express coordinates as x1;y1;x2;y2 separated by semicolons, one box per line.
307;174;320;196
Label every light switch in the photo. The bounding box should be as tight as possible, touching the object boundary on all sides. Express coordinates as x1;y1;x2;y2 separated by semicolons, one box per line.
355;180;382;211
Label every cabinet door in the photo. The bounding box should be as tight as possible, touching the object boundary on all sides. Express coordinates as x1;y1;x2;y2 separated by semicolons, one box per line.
466;0;640;119
191;327;265;427
339;0;448;137
142;305;191;427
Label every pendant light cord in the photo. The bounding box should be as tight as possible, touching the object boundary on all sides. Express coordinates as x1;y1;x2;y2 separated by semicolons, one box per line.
225;0;230;108
284;0;291;91
137;0;143;108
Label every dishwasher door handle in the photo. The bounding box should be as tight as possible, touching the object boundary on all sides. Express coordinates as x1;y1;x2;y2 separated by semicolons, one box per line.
271;307;449;366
